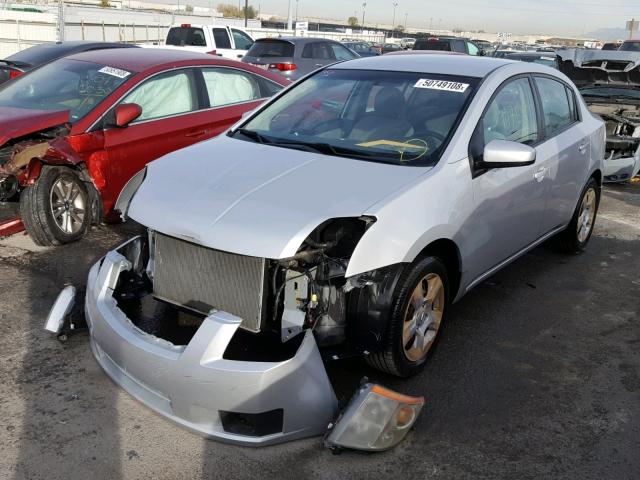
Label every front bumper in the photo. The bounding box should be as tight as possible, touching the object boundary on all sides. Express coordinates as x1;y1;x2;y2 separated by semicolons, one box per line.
603;154;640;182
85;246;338;446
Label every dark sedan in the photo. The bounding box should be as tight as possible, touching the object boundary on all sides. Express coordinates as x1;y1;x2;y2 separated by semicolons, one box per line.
0;41;138;85
342;41;380;57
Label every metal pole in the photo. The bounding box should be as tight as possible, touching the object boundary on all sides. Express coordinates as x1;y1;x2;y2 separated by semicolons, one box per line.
404;12;407;30
361;2;366;32
295;0;298;22
244;0;248;26
286;0;292;30
391;2;397;38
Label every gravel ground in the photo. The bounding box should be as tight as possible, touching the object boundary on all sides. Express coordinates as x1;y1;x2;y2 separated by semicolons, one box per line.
0;183;638;480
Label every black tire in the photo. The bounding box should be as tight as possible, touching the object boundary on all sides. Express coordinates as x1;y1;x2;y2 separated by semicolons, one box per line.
366;256;449;377
556;177;600;254
20;166;91;246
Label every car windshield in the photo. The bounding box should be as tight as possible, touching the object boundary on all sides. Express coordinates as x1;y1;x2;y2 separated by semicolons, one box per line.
580;86;640;100
0;58;133;121
234;69;478;166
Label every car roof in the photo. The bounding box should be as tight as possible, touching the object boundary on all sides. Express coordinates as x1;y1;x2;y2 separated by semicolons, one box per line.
332;53;512;77
506;52;555;58
256;36;340;45
64;47;224;72
5;41;137;65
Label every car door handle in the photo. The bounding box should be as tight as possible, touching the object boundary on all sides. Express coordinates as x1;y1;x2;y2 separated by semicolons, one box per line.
578;141;589;154
185;130;208;138
534;167;546;182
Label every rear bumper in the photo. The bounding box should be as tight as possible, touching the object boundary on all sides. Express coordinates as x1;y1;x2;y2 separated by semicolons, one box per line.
85;245;338;446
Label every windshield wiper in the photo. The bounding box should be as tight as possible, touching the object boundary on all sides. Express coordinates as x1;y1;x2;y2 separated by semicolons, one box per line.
232;128;270;144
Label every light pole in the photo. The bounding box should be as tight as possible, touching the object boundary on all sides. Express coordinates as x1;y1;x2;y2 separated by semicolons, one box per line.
295;0;299;23
404;12;407;31
391;2;398;38
244;0;248;26
287;0;293;30
361;2;366;33
429;17;433;31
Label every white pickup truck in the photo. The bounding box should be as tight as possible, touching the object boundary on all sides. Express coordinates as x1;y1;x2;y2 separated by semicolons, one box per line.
162;24;255;60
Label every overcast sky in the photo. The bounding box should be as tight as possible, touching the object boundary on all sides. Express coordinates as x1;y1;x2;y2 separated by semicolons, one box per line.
211;0;639;36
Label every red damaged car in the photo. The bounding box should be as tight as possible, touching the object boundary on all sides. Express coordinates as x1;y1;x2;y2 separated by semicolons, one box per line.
0;48;288;245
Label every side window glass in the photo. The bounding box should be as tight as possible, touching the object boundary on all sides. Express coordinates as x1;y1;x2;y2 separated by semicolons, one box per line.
454;40;466;53
330;43;356;61
467;42;479;56
534;77;574;135
231;29;254;50
121;70;195;122
202;68;262;107
481;77;538;146
302;42;331;59
212;28;232;49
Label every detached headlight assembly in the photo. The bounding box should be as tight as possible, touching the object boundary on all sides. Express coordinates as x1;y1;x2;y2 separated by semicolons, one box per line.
325;383;424;452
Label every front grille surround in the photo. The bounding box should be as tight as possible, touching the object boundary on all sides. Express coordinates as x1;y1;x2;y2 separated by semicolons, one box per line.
151;231;268;332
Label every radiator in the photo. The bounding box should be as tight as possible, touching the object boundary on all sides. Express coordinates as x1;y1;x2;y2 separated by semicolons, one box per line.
152;232;267;332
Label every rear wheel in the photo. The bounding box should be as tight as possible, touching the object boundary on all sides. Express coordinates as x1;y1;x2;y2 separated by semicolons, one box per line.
366;256;449;377
20;166;91;246
556;177;600;253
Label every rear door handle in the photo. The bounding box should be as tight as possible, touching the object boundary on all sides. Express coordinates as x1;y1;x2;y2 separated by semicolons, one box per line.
185;130;208;138
578;141;589;154
534;167;546;182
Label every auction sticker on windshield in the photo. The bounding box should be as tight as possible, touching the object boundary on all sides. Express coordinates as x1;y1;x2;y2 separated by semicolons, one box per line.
414;79;469;93
98;66;131;79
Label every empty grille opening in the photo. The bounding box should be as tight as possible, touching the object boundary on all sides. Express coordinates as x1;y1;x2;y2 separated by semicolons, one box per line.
605;61;631;71
219;409;284;437
114;270;205;346
223;328;304;362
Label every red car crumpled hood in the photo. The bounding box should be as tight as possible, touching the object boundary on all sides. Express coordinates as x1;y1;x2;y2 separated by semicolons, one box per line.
0;107;70;146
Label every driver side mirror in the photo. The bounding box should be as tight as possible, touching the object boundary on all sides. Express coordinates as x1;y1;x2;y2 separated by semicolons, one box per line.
114;103;142;128
477;139;536;169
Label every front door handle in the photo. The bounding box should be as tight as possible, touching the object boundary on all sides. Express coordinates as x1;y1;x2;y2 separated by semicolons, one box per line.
534;167;546;182
185;130;208;138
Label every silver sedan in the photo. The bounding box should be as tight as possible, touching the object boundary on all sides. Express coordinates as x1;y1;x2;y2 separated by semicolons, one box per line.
53;54;605;447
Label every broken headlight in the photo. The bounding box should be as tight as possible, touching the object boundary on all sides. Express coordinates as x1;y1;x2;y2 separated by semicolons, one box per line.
325;383;424;452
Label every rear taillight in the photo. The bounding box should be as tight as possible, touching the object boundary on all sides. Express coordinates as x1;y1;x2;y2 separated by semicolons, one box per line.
428;37;440;42
9;70;22;80
181;23;191;28
206;50;218;56
269;63;297;71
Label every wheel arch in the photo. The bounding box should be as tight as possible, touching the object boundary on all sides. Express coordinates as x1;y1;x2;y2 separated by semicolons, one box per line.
414;238;462;302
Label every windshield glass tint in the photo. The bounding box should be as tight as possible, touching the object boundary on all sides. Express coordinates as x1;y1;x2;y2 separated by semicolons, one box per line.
619;42;640;52
240;69;478;166
0;58;132;121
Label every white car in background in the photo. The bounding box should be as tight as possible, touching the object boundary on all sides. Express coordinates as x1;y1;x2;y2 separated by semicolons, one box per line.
159;24;255;60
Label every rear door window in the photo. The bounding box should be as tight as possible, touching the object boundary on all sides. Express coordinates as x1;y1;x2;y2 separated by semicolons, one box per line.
212;28;232;49
231;29;254;50
200;68;281;107
534;76;576;136
246;40;295;58
467;41;479;55
453;40;466;53
166;27;206;47
302;42;333;59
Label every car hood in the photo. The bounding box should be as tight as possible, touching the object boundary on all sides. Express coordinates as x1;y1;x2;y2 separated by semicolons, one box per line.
129;135;430;259
0;107;69;146
557;49;640;89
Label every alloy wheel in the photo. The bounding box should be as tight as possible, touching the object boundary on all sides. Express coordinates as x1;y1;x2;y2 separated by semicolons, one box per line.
50;178;86;235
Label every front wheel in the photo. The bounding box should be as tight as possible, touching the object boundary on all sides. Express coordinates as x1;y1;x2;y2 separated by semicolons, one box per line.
365;256;449;377
556;177;600;253
20;166;91;246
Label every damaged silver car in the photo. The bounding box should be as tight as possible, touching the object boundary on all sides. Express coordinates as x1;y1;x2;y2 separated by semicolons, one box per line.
47;54;605;449
558;49;640;182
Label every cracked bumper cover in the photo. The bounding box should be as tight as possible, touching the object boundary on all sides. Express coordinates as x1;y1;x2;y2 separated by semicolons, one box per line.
85;248;338;446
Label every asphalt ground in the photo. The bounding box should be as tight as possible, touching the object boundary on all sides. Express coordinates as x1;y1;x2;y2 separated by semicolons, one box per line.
0;182;638;480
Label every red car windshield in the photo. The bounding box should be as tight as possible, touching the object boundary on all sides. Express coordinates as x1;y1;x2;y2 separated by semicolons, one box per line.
0;58;133;121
